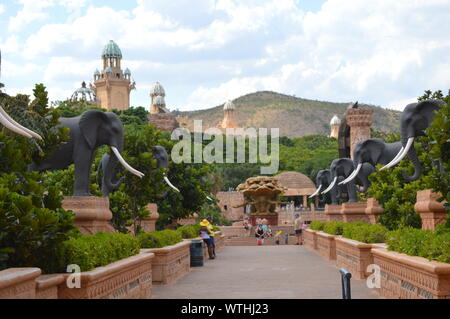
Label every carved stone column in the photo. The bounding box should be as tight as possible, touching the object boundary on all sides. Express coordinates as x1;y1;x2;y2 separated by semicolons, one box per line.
345;108;373;159
365;198;384;224
415;190;448;231
340;202;369;223
325;204;343;222
62;196;115;235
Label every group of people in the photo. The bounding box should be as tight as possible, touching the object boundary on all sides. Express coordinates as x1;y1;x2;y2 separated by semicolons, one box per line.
242;213;308;246
199;219;217;260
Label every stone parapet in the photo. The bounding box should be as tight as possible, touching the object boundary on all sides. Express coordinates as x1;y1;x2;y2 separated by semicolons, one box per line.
36;274;64;299
414;190;448;231
58;253;154;299
0;268;41;299
141;241;191;285
372;248;450;299
340;202;370;223
325;204;343;222
335;237;375;280
62;196;115;235
316;232;336;261
304;229;317;250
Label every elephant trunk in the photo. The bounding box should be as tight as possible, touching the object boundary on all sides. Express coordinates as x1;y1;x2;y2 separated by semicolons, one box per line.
102;148;121;196
401;137;422;181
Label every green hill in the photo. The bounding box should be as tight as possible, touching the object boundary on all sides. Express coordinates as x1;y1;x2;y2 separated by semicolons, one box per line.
180;91;401;138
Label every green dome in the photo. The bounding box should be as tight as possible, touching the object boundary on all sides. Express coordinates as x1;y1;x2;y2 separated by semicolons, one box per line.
102;40;122;58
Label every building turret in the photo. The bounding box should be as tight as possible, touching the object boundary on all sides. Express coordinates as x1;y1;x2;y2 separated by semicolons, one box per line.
329;115;341;139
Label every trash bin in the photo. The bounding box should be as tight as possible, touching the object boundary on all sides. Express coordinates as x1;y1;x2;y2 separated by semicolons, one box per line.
190;239;204;267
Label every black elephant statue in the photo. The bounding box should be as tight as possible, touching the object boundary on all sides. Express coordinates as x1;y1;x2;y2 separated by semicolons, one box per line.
339;138;402;186
309;169;337;205
97;145;179;196
381;99;446;181
322;158;375;202
29;110;144;196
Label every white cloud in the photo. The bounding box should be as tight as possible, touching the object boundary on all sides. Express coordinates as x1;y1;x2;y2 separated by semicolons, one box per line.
0;4;5;15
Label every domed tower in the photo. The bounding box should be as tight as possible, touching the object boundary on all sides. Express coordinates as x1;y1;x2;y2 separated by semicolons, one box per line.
71;81;96;103
220;100;237;129
149;82;167;114
329;115;341;139
91;40;135;111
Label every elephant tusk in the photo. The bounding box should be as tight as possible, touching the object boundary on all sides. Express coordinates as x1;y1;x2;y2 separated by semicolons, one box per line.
206;196;214;202
380;146;404;170
164;175;180;193
309;185;322;198
322;177;337;195
0;106;33;139
111;147;145;178
380;138;414;170
340;163;362;185
0;106;43;140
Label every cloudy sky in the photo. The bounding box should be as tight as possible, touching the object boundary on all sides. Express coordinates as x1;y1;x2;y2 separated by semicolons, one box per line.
0;0;449;111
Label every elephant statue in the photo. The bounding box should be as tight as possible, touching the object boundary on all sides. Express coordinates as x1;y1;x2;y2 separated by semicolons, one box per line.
322;158;375;202
309;169;337;205
339;138;402;186
29;110;144;196
97;145;179;196
381;99;446;181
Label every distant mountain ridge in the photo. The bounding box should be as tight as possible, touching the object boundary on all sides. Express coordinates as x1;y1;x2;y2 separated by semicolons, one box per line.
179;91;401;138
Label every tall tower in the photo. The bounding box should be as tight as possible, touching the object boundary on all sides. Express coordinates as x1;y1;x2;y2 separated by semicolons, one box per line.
329;115;341;139
149;82;167;114
345;106;373;160
220;100;237;129
92;40;135;111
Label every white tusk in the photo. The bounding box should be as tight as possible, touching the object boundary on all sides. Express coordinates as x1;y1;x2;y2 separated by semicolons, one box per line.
207;196;213;201
341;163;362;185
164;175;180;192
322;177;337;195
309;185;322;198
380;138;414;170
0;107;33;138
380;146;404;170
0;106;43;140
111;147;145;178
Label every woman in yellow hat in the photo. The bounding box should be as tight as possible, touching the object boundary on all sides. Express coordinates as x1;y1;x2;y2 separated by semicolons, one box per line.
199;219;214;259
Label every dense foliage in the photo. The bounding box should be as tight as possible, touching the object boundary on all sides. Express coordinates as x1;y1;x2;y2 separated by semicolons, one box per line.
138;229;183;249
59;232;140;272
176;224;201;239
310;221;388;243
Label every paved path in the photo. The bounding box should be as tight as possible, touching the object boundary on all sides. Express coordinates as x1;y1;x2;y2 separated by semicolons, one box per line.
152;246;379;299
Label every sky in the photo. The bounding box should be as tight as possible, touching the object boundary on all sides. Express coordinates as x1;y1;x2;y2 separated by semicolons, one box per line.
0;0;449;112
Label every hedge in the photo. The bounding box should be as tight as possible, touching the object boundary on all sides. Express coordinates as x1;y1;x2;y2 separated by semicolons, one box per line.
310;221;326;231
311;222;388;244
59;232;141;272
176;224;201;239
138;229;183;249
387;227;450;264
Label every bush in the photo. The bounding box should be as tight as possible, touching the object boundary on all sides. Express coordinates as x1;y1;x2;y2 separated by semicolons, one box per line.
176;224;201;239
387;227;450;263
342;223;388;243
59;232;140;272
322;222;346;235
310;221;326;231
138;229;183;249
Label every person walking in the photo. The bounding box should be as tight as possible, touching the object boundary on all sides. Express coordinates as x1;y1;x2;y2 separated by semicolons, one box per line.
294;213;303;245
205;218;217;258
200;220;214;259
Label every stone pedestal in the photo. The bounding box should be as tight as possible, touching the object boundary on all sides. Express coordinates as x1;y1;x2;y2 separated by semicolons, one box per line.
62;196;115;235
142;203;160;233
365;198;383;224
340;202;369;223
414;190;448;231
325;204;343;222
249;214;278;226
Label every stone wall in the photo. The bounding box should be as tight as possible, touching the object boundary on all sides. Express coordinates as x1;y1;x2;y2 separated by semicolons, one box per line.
148;113;179;132
216;191;245;221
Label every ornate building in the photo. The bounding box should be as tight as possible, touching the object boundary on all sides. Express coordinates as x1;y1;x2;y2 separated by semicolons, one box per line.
147;82;182;132
91;40;135;111
329;115;341;139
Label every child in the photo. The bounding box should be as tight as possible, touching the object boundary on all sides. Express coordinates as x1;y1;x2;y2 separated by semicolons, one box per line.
274;230;283;245
255;224;265;245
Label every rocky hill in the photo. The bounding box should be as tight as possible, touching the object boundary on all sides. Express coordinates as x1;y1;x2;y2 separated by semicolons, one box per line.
179;91;401;138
